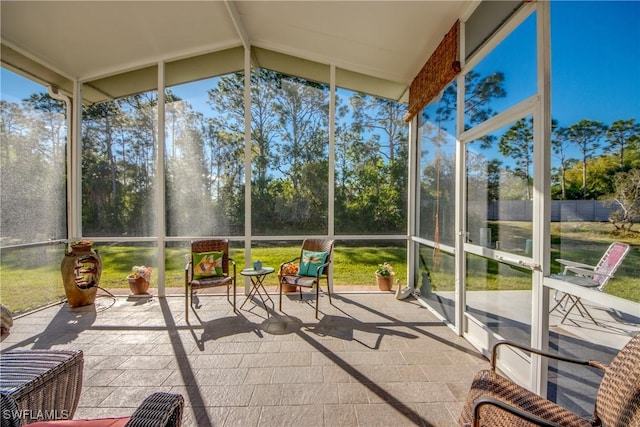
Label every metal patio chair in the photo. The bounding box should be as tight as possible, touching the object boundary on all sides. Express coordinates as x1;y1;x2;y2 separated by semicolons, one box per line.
550;242;630;324
185;239;236;322
278;238;334;319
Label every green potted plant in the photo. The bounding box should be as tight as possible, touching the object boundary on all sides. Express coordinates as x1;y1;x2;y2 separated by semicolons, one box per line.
375;262;394;291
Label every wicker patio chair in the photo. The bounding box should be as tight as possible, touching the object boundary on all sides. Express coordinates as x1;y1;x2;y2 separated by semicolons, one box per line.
1;391;184;427
0;349;84;425
458;333;640;427
278;238;335;319
185;239;236;322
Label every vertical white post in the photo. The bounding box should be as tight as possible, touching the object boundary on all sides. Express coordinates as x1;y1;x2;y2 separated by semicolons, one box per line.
531;0;552;396
407;116;418;289
156;62;166;297
70;81;82;240
328;64;336;291
244;46;252;295
454;21;467;337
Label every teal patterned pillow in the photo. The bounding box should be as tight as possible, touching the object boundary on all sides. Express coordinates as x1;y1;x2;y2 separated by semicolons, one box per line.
192;251;223;279
298;250;328;277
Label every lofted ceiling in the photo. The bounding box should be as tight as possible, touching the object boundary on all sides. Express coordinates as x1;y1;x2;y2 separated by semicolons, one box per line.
1;1;473;102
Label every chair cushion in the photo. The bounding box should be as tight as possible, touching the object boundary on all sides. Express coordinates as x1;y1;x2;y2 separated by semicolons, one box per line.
28;417;130;427
298;250;328;277
192;251;223;279
190;275;232;288
281;275;317;288
551;274;599;288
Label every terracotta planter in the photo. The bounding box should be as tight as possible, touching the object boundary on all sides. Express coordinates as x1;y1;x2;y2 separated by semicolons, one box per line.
375;273;394;291
128;276;150;295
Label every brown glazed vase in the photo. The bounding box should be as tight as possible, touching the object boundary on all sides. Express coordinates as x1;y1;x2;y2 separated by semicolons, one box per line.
61;246;101;307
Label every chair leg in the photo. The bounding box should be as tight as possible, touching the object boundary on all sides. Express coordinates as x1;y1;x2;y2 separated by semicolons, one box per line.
561;295;598;325
232;283;236;312
549;293;569;314
326;279;332;305
315;282;320;319
574;298;598;324
279;281;283;311
185;286;190;323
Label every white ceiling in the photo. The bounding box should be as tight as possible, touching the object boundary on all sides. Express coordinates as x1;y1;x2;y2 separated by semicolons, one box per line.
1;1;472;100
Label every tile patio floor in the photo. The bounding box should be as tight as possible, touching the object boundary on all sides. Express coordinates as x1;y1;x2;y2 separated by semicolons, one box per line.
0;288;488;427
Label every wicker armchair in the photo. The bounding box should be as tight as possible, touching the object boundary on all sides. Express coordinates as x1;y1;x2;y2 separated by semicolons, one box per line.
1;391;184;427
0;349;84;425
185;239;236;322
278;238;334;318
459;333;640;427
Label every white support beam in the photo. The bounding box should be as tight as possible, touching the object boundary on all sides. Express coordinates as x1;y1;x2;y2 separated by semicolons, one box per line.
454;19;468;337
224;1;250;50
156;61;166;297
328;64;336;291
71;81;82;239
407;114;418;290
531;0;552;397
243;46;252;295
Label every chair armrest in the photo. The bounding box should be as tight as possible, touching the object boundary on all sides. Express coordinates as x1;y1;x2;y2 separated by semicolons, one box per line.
490;340;607;372
229;258;236;277
125;392;184;427
562;266;612;279
316;260;332;278
184;261;193;284
555;259;596;270
471;397;561;427
279;257;301;274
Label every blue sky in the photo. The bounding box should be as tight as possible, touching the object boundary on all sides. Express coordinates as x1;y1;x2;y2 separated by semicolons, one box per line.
551;1;639;126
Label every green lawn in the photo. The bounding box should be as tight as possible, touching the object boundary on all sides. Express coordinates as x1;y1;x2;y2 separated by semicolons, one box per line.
1;223;638;314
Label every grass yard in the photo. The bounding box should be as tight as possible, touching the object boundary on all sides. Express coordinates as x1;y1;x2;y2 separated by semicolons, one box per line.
1;223;638;314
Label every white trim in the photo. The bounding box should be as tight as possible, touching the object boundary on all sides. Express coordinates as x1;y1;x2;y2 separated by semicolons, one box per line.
411;236;455;257
458;95;538;144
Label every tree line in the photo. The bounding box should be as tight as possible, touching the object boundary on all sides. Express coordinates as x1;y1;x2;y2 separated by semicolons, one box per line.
1;69;409;240
2;67;637;244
